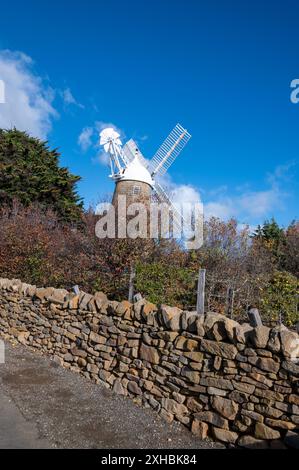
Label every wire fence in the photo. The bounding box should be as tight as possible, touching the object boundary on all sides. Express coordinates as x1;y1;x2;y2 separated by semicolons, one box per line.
183;275;254;319
131;266;298;327
87;264;298;327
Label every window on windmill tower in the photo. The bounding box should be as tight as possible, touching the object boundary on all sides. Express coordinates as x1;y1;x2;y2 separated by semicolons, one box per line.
132;185;141;195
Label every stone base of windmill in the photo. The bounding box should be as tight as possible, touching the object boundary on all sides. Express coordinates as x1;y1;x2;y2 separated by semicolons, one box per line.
112;179;152;238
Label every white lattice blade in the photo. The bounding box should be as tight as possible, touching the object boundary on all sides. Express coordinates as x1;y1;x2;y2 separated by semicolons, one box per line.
123;139;148;167
152;182;183;235
149;123;191;177
153;181;172;205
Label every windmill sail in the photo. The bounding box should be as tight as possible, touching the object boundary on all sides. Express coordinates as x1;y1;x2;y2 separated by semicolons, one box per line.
148;124;191;178
99;128;128;176
123;139;148;167
152;181;184;235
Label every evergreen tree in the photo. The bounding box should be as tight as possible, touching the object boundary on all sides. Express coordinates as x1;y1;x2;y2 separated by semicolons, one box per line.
253;218;285;264
253;218;284;242
0;129;83;222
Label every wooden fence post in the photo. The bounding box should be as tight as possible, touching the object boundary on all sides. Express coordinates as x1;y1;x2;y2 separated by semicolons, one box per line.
72;285;80;296
247;307;263;327
226;287;234;318
128;265;136;303
196;269;206;315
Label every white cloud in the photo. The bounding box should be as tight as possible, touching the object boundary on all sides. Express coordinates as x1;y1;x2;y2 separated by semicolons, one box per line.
62;88;76;105
202;163;294;223
154;162;294;228
0;49;57;139
96;150;110;166
61;87;84;109
238;188;282;217
171;184;201;205
155;161;295;226
266;161;296;186
154;174;202;229
157;173;201;204
203;188;282;221
78;126;94;152
204;199;235;220
206;185;228;197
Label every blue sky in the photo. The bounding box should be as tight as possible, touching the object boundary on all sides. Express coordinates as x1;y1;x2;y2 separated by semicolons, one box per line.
0;0;298;228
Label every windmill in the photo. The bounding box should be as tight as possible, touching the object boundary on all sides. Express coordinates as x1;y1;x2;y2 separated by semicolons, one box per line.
99;124;191;235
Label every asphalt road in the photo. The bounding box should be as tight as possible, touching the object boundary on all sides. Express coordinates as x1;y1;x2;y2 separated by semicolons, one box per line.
0;340;223;449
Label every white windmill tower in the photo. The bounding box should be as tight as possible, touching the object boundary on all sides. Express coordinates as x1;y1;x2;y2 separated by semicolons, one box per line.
99;124;191;234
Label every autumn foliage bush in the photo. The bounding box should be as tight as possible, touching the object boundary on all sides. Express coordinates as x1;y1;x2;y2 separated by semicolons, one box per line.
0;202;298;324
0;202;158;298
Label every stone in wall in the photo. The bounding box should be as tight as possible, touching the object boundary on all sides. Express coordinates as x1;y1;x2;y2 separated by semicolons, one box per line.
0;276;298;448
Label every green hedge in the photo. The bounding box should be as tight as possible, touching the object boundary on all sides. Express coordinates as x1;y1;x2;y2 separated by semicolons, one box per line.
135;262;197;308
259;271;299;326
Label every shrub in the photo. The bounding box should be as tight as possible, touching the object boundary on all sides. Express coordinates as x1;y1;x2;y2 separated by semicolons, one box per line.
135;262;196;308
259;271;299;326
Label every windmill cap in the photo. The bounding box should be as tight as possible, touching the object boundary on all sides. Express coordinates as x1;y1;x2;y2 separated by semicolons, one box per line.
121;156;154;187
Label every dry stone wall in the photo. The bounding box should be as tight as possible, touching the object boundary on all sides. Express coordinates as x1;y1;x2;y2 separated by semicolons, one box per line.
0;277;298;448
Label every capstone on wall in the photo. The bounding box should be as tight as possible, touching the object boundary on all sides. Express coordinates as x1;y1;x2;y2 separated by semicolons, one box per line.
0;277;298;448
